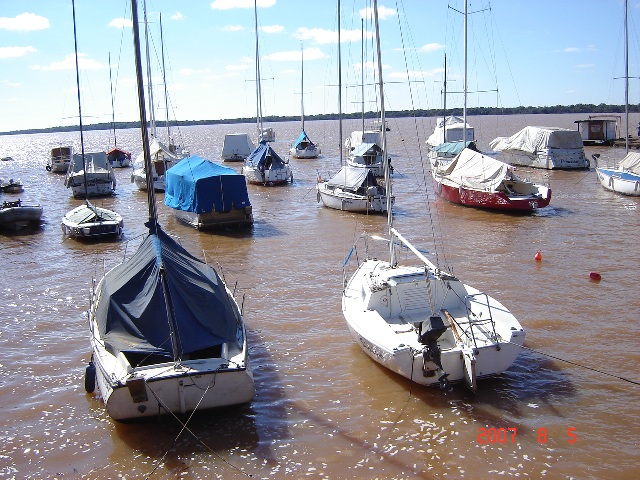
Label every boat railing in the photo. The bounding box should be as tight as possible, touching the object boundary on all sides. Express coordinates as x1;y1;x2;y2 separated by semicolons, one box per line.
463;292;500;351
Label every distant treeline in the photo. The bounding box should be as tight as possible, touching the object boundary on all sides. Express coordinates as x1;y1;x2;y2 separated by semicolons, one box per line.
3;103;637;136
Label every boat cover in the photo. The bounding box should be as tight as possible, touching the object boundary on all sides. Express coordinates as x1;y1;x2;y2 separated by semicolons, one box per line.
431;140;477;156
133;138;180;168
427;116;474;146
246;141;287;168
222;133;254;156
490;126;585;153
351;142;381;157
164;156;251;214
293;130;316;148
326;166;379;190
619;152;640;174
437;148;509;191
65;152;115;187
94;226;239;358
63;203;122;225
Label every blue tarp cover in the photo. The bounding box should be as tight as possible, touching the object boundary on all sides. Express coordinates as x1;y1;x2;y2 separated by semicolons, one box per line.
432;141;476;156
94;226;239;358
293;130;315;148
350;142;381;157
246;141;287;168
165;156;251;214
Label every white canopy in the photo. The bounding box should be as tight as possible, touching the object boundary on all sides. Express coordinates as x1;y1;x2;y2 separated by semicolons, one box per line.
619;152;640;174
490;126;584;154
436;148;510;192
427;116;474;147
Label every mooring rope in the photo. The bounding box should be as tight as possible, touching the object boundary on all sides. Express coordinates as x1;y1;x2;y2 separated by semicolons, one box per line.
508;341;640;386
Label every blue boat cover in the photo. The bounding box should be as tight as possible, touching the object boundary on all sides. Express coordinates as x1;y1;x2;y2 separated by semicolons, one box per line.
164;156;251;214
246;141;287;168
293;130;315;148
94;226;239;358
350;142;381;157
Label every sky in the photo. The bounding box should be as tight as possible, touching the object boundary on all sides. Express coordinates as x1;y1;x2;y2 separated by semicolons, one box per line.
1;0;639;133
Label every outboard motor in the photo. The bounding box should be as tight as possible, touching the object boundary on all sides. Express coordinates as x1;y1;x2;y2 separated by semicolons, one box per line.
417;316;451;390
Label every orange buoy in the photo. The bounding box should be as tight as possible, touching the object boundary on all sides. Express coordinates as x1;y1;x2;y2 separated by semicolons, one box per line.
534;250;542;262
589;272;602;281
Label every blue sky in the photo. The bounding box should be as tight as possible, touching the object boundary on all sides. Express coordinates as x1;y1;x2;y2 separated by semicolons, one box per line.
1;0;639;133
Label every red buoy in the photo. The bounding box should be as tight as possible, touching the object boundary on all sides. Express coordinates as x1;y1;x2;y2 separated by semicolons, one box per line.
534;250;542;262
589;272;602;281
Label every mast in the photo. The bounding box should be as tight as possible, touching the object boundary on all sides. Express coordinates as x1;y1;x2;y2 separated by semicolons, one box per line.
254;0;264;139
338;0;343;166
463;0;468;144
131;0;158;231
443;54;447;142
300;44;305;131
372;0;394;265
624;0;629;153
108;52;117;149
159;13;172;145
142;0;156;137
360;18;365;142
71;0;88;204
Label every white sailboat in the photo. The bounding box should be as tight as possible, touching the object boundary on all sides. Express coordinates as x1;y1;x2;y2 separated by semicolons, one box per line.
107;53;131;168
131;10;189;191
289;46;320;159
243;0;292;185
85;0;254;421
342;0;525;391
592;0;640;196
61;0;122;240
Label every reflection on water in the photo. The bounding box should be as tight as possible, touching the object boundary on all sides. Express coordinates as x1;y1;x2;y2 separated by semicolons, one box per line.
0;114;639;479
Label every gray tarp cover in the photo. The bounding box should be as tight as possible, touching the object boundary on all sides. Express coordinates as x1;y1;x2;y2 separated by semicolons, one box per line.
326;166;379;190
490;126;585;153
94;226;238;358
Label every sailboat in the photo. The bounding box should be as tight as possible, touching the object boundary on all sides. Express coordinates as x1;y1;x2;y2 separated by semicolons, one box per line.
289;46;320;159
85;0;254;421
243;0;292;185
131;10;189;192
316;2;391;213
592;0;640;196
106;53;132;168
342;0;525;392
61;0;122;240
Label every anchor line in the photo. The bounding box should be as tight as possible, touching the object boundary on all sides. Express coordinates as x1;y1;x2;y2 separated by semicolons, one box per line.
507;341;640;386
144;379;252;479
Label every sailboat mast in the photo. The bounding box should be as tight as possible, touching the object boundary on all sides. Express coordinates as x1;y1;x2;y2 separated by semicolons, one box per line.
159;13;172;145
624;0;629;153
300;44;305;131
71;0;88;202
372;0;394;265
254;0;264;138
131;0;158;230
463;0;468;144
142;0;156;137
360;18;365;141
338;0;343;166
108;52;117;148
443;54;447;142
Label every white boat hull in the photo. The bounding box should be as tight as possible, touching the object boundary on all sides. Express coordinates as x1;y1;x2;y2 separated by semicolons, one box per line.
242;164;292;185
317;182;390;213
132;168;165;191
596;168;640;196
342;256;524;388
0;202;43;229
290;145;319;159
499;148;589;170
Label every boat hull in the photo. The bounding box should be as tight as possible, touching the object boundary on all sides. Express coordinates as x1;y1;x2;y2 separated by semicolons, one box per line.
596;168;640;196
0;203;43;229
499;149;589;170
242;165;293;185
61;204;123;238
434;178;551;211
342;258;524;387
290;146;319;159
317;183;390;213
173;207;254;230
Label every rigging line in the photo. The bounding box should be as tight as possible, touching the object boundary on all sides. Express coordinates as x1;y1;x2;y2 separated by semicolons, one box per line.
144;375;252;479
507;341;640;386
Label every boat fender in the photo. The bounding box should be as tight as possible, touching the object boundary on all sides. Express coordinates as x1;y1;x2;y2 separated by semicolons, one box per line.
46;165;52;172
458;185;463;197
609;176;614;187
84;361;96;393
317;190;321;203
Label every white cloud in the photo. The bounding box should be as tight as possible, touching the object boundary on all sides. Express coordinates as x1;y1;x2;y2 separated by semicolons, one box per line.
293;27;372;45
108;18;132;29
211;0;276;10
223;25;244;32
0;13;50;31
171;12;185;21
420;43;445;53
264;47;328;62
31;53;105;71
0;46;37;59
359;5;396;20
2;79;21;87
260;25;284;34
